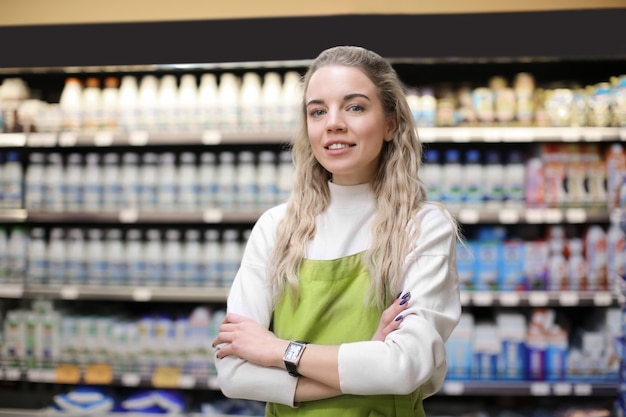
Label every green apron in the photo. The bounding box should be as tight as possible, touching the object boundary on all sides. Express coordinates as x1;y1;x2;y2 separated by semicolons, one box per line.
268;252;424;417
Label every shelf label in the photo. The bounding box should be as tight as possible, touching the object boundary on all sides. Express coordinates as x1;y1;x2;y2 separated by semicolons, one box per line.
27;132;57;147
458;209;479;224
498;208;519;224
593;292;613;306
94;131;114;146
552;383;572;396
574;383;592;396
121;372;141;386
119;208;139;223
0;284;24;298
619;127;626;141
132;288;152;302
499;292;520;306
472;292;493;306
60;286;79;299
524;208;544;223
129;131;149;146
84;363;113;385
565;208;587;223
179;374;196;389
152;366;182;388
202;130;222;145
55;364;81;384
544;208;563;223
530;382;550;396
58;132;77;147
528;291;549;306
203;208;223;223
5;368;21;380
558;291;579;306
459;291;471;306
0;133;26;147
442;381;465;395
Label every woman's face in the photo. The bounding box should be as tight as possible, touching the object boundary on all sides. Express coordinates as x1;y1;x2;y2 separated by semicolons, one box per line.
305;65;396;185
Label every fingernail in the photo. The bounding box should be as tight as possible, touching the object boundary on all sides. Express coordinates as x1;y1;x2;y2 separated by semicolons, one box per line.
397;291;403;299
401;292;411;299
400;297;409;306
395;315;403;321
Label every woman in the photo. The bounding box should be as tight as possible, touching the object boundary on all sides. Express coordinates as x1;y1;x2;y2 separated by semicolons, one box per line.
213;45;461;416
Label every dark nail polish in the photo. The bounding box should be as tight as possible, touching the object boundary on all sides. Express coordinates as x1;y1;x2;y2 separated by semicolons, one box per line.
402;292;411;299
395;315;403;321
400;297;408;306
397;291;403;299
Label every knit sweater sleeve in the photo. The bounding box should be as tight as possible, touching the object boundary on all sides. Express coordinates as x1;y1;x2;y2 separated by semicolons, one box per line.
337;204;461;397
214;205;299;407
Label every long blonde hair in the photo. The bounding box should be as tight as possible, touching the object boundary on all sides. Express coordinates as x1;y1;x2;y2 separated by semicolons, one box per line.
270;45;455;308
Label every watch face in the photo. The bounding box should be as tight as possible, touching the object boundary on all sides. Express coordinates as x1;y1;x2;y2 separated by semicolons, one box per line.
284;343;304;361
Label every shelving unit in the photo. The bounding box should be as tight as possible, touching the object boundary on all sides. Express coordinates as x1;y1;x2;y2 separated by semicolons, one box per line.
1;8;625;416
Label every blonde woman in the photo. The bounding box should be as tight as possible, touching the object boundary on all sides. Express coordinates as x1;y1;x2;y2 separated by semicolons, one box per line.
213;45;461;416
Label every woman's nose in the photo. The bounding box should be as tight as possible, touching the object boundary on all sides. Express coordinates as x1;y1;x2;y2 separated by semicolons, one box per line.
326;109;346;131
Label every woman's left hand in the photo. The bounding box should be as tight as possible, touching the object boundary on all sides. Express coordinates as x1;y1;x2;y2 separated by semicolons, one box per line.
213;313;285;368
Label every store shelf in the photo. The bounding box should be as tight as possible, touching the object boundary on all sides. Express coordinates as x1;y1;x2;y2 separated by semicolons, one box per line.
460;290;618;307
440;380;618;397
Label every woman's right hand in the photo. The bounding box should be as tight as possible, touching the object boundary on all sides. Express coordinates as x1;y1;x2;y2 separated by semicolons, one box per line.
371;292;411;341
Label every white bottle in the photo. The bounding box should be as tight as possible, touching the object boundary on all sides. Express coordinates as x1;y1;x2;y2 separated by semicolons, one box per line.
417;87;437;127
216;151;237;209
47;227;66;285
203;229;222;286
607;223;625;289
177;74;199;131
102;153;121;211
120;152;140;209
118;75;139;132
281;71;302;131
82;152;102;211
143;228;163;286
0;227;7;281
441;149;463;210
157;152;177;211
27;227;48;285
86;228;106;286
198;152;217;208
585;225;608;291
124;229;144;285
462;149;484;209
81;77;102;131
139;152;158;211
221;229;241;287
239;72;263;132
567;238;587;291
547;238;568;291
218;73;240;132
43;152;64;212
162;229;183;287
177;152;199;212
65;228;86;285
236;151;257;209
104;228;125;286
198;73;219;131
406;89;421;125
2;150;23;209
157;74;178;131
421;149;442;202
483;150;504;209
24;152;45;211
63;153;83;211
183;229;203;287
100;76;120;131
503;150;526;209
59;77;83;132
137;75;159;131
7;226;27;283
261;72;282;131
257;151;278;209
277;150;294;203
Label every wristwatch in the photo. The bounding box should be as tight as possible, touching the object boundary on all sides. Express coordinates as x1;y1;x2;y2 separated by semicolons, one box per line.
283;341;307;377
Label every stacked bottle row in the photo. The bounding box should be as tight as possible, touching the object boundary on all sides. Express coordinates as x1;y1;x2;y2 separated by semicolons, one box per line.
407;72;626;128
2;300;223;378
446;307;620;382
422;143;626;211
457;224;622;292
0;225;250;288
0;149;294;212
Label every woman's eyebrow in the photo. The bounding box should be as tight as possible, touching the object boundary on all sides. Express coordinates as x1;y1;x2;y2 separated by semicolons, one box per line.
306;93;371;107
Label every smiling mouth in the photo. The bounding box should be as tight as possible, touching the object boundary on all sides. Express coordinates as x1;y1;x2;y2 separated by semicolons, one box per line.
326;143;355;150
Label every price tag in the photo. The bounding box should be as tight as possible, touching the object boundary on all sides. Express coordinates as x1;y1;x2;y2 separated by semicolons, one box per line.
58;132;77;147
202;130;222;145
528;292;549;306
558;292;579;306
152;366;182;388
459;291;471;306
84;363;113;385
55;364;81;384
451;129;471;142
27;132;57;147
60;286;79;299
561;128;581;142
121;372;141;386
0;133;26;146
593;292;613;306
94;131;114;146
418;127;435;142
498;208;519;224
442;381;465;395
574;383;592;396
529;382;550;396
483;128;501;142
179;374;196;389
499;292;520;306
552;383;572;395
619;127;626;141
5;368;21;380
458;209;480;224
565;208;587;223
132;288;152;302
525;208;543;223
38;369;55;382
0;284;23;298
472;292;494;306
129;131;149;146
119;208;139;223
203;208;223;223
583;128;602;142
544;208;563;223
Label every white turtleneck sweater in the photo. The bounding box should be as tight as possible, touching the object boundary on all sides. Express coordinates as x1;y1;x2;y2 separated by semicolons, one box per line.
215;182;461;406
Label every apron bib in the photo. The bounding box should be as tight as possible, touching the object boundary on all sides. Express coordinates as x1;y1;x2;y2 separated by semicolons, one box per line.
269;253;424;417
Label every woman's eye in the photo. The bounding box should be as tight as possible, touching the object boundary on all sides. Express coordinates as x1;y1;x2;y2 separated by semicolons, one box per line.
309;109;325;117
348;104;364;112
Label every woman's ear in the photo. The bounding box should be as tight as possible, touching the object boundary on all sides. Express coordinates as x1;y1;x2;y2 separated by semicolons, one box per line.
384;117;398;142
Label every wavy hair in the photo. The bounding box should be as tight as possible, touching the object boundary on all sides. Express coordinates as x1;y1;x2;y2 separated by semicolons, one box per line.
269;45;455;308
